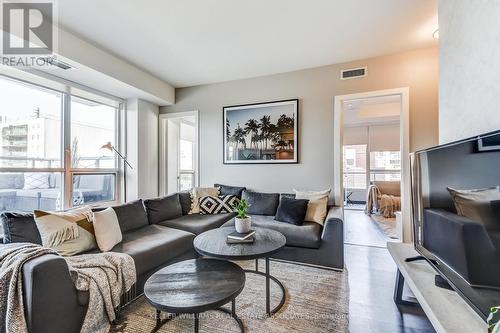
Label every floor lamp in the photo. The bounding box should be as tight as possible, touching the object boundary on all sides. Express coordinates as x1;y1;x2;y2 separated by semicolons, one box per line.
101;142;133;202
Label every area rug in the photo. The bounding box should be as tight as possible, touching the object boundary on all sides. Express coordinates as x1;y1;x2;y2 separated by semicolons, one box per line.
371;214;398;239
111;259;349;333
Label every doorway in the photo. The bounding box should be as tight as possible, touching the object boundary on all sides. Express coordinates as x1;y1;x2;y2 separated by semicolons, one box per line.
159;111;199;196
342;95;402;246
334;88;410;245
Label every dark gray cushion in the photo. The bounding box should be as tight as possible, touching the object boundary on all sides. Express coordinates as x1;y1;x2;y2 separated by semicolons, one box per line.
242;190;280;216
222;214;322;249
215;184;246;198
158;213;236;235
112;200;149;233
1;212;42;244
144;194;183;224
111;224;194;275
178;191;192;215
275;197;309;225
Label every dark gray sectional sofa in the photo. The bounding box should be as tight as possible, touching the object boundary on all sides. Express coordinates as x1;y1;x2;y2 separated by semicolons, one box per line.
0;189;344;333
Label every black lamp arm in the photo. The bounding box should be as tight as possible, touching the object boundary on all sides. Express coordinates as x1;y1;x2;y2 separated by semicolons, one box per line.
112;146;133;169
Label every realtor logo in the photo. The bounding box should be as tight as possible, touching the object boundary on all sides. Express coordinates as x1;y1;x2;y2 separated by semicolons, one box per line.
1;1;54;55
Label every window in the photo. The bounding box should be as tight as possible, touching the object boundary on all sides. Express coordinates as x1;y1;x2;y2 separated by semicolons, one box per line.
0;75;123;213
71;97;117;168
0;77;62;168
369;151;401;181
343;144;367;189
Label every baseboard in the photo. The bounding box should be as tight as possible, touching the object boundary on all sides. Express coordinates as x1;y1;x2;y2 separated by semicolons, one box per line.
268;258;344;272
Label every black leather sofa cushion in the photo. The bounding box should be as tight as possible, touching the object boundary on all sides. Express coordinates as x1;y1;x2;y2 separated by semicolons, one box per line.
144;194;183;224
158;213;236;235
222;214;322;249
111;224;195;276
178;191;193;215
214;184;246;198
242;190;280;216
112;200;149;233
275;197;309;225
1;212;42;244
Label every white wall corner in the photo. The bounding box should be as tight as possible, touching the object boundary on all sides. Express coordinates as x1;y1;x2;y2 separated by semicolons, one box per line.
126;98;159;201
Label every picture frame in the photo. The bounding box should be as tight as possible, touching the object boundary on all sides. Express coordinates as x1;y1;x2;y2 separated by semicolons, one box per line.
223;99;299;164
476;132;500;152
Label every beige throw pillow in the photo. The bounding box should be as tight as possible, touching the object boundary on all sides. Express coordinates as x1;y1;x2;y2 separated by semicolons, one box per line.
189;187;220;214
447;186;500;228
294;189;331;225
54;227;97;256
34;206;96;255
93;207;122;251
34;212;80;248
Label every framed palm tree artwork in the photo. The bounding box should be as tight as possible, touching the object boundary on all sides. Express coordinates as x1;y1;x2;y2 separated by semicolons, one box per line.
223;99;298;164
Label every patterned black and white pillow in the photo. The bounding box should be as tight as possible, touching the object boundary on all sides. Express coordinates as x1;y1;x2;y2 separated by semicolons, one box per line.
199;195;239;215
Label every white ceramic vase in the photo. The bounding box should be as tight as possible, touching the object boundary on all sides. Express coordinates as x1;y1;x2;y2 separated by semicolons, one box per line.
235;216;252;233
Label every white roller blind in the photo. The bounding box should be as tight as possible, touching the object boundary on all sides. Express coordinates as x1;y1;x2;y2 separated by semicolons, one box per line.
344;126;368;145
368;124;400;152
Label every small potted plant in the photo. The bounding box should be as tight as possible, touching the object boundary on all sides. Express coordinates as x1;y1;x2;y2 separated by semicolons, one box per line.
488;306;500;333
233;199;251;233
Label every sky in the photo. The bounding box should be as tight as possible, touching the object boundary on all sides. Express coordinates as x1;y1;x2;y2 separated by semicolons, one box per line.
225;103;295;134
0;75;115;127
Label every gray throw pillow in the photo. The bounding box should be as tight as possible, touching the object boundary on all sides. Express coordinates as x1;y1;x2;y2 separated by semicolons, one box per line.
112;199;149;233
144;194;183;224
275;197;309;225
214;184;246;199
1;212;42;244
242;190;280;216
178;191;193;215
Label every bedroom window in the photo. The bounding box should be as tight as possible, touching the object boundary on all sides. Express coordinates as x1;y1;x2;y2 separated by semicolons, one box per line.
369;151;401;181
0;74;123;213
343;144;367;189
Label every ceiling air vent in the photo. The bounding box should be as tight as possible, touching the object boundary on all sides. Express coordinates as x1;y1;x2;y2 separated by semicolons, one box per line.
340;67;367;80
41;57;74;70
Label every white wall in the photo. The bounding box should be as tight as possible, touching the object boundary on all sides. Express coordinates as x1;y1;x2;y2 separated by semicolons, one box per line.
126;98;159;200
439;0;500;143
161;48;438;201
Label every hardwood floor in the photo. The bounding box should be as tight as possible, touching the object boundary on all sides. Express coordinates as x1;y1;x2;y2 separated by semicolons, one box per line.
344;210;435;333
344;209;396;248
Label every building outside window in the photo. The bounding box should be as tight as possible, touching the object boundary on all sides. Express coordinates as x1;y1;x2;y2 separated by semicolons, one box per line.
369;151;401;181
0;74;123;213
343;144;367;189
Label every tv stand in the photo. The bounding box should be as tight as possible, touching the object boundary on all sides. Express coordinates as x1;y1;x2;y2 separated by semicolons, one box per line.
388;242;486;333
434;274;453;291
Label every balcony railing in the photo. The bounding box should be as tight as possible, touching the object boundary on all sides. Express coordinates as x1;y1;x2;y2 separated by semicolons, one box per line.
0;156;115;168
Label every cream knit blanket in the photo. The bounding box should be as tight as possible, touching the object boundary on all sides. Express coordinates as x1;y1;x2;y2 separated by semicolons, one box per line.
0;243;136;333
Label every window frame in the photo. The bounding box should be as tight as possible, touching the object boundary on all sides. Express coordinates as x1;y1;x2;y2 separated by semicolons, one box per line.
0;73;125;210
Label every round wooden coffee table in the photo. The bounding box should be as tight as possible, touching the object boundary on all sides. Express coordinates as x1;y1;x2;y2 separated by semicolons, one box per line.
194;227;287;316
144;258;245;333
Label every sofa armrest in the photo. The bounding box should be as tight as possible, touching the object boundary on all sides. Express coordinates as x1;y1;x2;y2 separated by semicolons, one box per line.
423;208;500;287
320;206;344;269
22;254;88;333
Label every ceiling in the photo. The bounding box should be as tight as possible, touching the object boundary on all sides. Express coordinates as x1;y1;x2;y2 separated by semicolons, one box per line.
56;0;438;88
343;95;401;126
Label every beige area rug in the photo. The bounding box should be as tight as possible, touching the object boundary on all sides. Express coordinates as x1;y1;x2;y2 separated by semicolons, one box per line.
371;214;398;239
111;260;349;333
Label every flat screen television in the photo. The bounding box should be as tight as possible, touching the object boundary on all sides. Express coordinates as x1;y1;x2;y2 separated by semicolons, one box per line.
411;130;500;320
